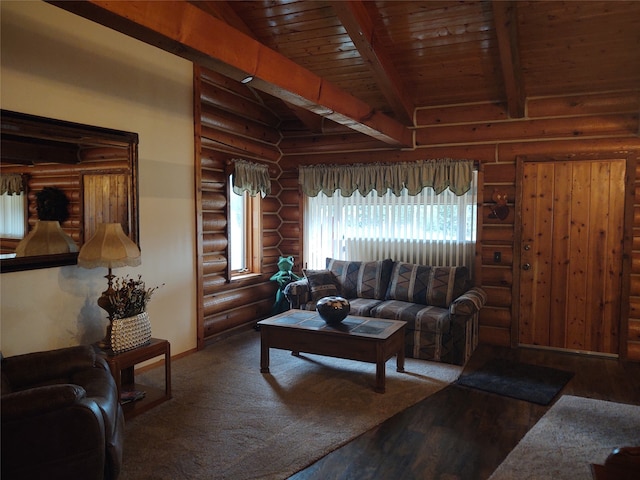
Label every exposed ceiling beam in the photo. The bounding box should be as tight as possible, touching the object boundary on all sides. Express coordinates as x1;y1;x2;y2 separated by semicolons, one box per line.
192;1;331;134
48;1;412;147
283;101;325;134
331;0;415;126
492;1;525;118
187;1;256;39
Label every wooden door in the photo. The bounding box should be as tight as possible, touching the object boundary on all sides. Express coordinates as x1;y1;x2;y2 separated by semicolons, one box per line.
517;158;626;354
83;173;131;242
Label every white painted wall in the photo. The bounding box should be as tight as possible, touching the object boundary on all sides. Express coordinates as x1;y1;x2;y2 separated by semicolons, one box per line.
0;1;196;357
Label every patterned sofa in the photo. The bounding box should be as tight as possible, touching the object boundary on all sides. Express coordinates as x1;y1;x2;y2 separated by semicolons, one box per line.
283;258;487;366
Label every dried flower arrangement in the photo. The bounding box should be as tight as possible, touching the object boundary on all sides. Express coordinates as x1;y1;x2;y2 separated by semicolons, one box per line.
108;275;162;320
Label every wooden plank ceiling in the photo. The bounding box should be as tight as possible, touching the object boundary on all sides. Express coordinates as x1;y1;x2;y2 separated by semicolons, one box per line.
51;1;640;146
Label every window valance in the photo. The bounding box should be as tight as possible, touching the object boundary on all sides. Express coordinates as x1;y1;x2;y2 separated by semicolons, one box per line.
232;159;271;198
299;159;474;197
1;174;25;195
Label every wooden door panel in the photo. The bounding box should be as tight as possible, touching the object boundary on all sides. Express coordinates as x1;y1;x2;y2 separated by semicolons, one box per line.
585;162;610;350
566;163;590;349
83;173;130;242
518;159;625;354
520;162;556;346
593;161;625;352
549;162;572;347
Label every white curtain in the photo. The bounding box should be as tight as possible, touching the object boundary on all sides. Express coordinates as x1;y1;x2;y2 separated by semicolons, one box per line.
232;159;271;198
303;169;477;272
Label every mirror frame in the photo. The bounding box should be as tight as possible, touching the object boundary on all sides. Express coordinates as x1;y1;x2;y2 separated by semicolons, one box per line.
1;110;139;273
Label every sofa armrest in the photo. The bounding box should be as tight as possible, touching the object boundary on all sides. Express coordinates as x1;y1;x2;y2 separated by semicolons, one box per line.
94;355;110;373
283;279;310;309
1;384;87;419
1;388;107;480
449;287;488;316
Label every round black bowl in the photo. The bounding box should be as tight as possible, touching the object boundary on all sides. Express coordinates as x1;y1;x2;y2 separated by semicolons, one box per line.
316;296;350;325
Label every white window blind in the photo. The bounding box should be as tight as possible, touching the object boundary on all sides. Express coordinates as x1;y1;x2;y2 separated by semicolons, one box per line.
304;171;477;271
0;192;26;238
229;176;248;272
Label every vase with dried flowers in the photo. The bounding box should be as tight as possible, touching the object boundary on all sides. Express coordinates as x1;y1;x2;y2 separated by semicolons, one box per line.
109;275;161;319
105;275;163;353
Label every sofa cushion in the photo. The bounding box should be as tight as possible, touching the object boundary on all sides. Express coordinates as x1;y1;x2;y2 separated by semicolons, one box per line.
371;300;453;362
326;258;393;300
386;262;469;307
370;300;451;334
303;269;340;301
347;297;384;317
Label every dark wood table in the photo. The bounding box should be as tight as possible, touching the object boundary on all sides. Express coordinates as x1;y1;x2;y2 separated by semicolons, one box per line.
257;310;406;393
96;338;171;419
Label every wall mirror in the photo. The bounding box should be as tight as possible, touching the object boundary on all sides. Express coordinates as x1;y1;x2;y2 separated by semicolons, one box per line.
0;110;139;273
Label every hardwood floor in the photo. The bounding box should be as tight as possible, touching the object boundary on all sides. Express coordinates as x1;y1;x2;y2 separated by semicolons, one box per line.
289;344;640;480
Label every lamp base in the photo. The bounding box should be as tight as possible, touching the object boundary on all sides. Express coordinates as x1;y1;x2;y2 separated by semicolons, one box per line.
96;322;114;351
95;268;116;351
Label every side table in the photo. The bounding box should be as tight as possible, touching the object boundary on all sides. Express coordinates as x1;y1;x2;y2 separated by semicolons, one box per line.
96;338;171;419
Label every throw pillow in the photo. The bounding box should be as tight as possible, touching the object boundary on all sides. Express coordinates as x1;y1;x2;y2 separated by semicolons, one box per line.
386;261;432;305
303;269;340;301
386;262;469;307
428;266;469;307
325;258;393;300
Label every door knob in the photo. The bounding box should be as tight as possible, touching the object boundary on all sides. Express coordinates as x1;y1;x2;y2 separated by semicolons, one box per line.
522;263;531;270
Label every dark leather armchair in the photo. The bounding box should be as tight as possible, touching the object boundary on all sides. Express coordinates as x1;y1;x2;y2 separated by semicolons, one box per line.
592;446;640;480
1;345;124;480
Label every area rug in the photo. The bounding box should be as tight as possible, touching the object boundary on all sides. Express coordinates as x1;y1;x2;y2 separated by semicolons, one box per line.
489;395;640;480
455;358;573;405
121;329;462;480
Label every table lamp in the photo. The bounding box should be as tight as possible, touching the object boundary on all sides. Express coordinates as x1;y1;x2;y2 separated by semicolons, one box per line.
15;220;79;256
78;223;141;348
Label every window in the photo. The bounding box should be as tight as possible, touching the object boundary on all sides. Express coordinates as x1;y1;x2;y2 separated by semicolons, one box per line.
228;176;261;275
0;192;26;238
304;171;477;270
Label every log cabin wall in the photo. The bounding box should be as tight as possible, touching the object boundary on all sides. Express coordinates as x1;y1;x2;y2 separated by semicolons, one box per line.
48;0;639;358
279;90;640;360
195;66;285;348
192;66;639;360
1;153;130;253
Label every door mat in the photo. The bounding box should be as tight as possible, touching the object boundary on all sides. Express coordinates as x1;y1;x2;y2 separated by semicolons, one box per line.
455;358;574;405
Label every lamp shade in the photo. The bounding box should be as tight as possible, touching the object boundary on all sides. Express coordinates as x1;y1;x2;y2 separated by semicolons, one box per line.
77;223;141;269
15;220;79;256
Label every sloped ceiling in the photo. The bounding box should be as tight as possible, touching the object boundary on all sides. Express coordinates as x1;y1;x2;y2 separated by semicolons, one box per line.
51;1;640;145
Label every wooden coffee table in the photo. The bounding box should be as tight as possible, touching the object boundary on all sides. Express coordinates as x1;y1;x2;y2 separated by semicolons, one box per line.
257;310;406;393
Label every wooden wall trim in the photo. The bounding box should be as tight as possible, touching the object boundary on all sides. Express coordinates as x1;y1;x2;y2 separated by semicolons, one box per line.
194;63;206;350
619;153;637;359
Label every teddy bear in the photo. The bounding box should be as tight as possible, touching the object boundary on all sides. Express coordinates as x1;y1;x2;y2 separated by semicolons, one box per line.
270;255;301;314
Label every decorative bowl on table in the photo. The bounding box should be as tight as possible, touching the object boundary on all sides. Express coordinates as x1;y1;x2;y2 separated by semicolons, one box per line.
316;296;350;325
